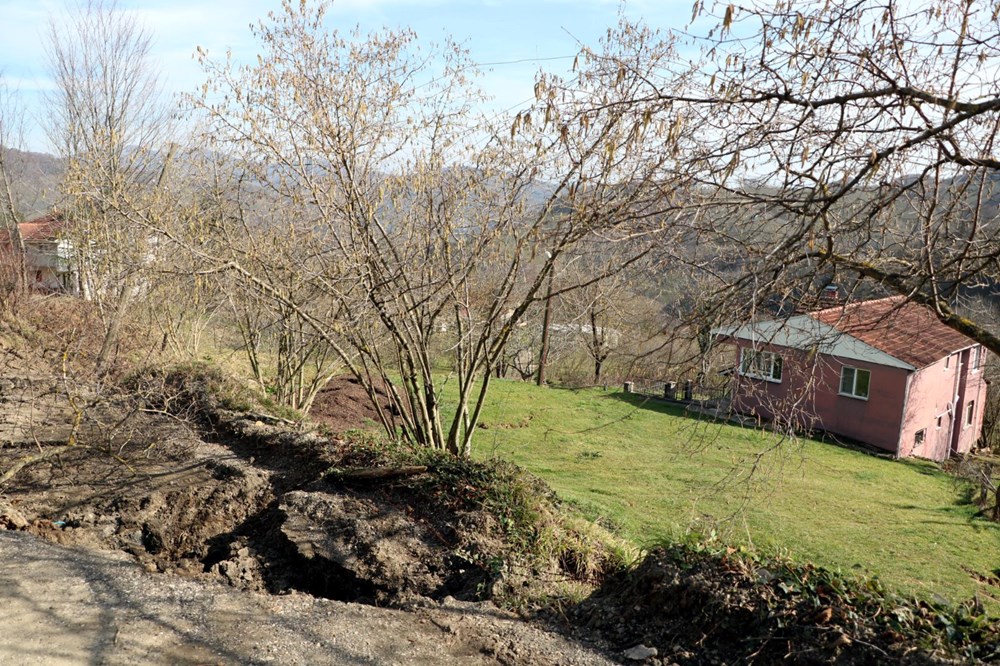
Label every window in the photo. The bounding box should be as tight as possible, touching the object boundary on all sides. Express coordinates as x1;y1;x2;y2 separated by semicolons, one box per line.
739;349;783;382
945;355;951;369
936;415;943;430
966;401;975;427
972;346;982;371
839;366;871;399
915;429;926;446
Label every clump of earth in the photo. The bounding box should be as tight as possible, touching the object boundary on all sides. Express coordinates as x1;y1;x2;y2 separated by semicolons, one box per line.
309;375;397;433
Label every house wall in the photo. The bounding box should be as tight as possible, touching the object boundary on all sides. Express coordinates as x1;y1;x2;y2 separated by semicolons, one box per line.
805;355;909;454
726;339;909;454
898;348;988;460
959;351;989;454
899;356;954;460
728;342;817;430
25;241;61;270
727;338;990;462
23;240;78;295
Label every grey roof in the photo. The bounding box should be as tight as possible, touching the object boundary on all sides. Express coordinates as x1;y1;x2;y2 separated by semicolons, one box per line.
713;314;916;371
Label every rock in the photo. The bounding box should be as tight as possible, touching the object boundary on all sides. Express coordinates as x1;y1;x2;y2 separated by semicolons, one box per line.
0;501;28;530
278;489;445;601
624;644;658;661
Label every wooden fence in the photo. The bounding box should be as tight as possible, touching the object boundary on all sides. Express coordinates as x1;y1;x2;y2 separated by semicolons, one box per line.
623;378;730;406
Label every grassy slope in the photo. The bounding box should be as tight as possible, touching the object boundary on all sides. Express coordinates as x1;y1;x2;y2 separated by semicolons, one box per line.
453;379;1000;609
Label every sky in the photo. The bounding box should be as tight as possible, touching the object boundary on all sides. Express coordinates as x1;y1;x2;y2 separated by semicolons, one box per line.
0;0;691;152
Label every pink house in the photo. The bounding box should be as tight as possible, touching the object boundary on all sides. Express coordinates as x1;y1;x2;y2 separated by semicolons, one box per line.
715;296;988;461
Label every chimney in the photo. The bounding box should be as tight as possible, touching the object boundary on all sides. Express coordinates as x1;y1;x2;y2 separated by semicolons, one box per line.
818;284;842;308
794;283;844;314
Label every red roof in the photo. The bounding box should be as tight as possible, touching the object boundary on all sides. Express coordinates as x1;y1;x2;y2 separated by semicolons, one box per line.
810;296;976;369
18;213;67;241
0;213;68;246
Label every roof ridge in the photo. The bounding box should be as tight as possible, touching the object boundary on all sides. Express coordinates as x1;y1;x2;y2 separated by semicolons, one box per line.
22;211;65;226
808;294;906;318
809;296;975;369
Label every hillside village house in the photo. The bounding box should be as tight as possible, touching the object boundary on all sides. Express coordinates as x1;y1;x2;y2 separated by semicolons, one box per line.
714;296;988;462
0;213;83;295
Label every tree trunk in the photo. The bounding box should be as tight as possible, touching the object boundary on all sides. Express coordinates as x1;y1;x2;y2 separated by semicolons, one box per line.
536;265;555;386
96;278;138;375
589;304;604;384
0;156;26;298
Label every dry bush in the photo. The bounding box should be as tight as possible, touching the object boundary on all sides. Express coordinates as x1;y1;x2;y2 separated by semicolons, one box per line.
0;246;24;313
14;294;157;378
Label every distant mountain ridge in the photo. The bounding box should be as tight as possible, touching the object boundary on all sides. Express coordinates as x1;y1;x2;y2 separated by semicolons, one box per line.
0;146;64;218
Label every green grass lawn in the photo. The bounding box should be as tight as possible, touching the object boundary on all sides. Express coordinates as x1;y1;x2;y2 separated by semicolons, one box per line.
453;379;1000;610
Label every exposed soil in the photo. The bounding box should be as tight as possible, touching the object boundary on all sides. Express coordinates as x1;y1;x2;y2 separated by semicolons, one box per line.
556;547;947;666
0;529;607;666
309;376;398;433
0;371;614;665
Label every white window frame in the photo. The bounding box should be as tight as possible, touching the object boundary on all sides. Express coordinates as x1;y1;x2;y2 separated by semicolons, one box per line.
966;401;975;428
914;429;926;446
739;348;783;383
972;346;982;372
839;366;871;400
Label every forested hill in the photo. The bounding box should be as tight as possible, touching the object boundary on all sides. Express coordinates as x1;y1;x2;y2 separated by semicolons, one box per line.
1;147;63;218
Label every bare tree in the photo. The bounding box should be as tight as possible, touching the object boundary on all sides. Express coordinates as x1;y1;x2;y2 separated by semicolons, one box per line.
585;0;1000;354
45;0;172;374
178;1;687;456
217;211;347;414
556;247;666;385
0;77;27;302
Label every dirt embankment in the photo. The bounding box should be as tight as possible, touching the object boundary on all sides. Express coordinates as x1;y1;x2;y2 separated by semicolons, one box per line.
0;529;576;666
0;371;615;665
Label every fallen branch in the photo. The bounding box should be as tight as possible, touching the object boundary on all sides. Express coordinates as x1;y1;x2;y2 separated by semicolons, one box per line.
244;411;301;427
0;444;76;487
325;465;428;482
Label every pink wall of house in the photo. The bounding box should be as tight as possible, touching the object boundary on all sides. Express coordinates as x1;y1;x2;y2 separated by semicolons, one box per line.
898;349;988;460
729;340;909;453
806;356;909;454
728;339;988;461
898;357;952;460
729;343;816;429
960;357;989;454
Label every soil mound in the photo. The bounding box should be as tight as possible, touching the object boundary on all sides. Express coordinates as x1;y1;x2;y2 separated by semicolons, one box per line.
1;365;621;610
0;367;620;663
0;529;613;665
561;544;1000;665
309;376;396;432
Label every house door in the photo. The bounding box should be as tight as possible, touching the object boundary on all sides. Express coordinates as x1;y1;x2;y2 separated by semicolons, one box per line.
933;413;953;461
